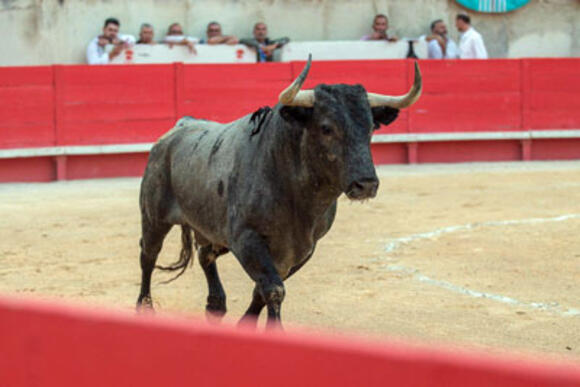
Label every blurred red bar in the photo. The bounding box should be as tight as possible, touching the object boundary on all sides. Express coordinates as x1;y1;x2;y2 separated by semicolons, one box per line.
0;295;579;387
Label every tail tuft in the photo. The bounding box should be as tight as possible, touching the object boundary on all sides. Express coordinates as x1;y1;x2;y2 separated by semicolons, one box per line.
155;225;194;284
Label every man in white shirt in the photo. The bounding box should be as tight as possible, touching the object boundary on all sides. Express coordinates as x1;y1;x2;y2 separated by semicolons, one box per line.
456;13;488;59
86;18;136;65
425;19;458;59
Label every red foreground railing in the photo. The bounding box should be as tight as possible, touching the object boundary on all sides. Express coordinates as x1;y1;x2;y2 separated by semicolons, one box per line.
0;59;579;181
1;296;579;387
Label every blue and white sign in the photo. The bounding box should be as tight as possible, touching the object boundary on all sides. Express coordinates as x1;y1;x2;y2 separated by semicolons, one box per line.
456;0;530;13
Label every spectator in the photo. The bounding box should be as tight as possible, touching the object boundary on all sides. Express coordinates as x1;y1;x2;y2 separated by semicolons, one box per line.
201;21;239;45
361;14;398;42
425;19;458;59
86;17;135;65
456;13;488;59
163;22;197;53
137;23;155;44
240;22;289;62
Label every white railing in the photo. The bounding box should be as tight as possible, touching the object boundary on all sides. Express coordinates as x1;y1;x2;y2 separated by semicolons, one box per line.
108;40;427;65
279;40;427;62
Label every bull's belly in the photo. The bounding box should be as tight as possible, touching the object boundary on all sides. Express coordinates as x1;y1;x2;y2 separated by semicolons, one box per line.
173;186;229;246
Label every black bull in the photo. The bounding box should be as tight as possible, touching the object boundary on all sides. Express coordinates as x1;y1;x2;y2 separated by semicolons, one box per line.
137;57;422;328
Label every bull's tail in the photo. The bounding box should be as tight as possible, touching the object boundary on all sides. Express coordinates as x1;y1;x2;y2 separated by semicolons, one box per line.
155;225;194;284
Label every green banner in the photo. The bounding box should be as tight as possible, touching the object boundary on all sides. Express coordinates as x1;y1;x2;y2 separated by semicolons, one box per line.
456;0;530;13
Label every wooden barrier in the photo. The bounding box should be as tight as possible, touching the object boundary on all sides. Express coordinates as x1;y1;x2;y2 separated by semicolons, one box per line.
1;296;579;387
0;59;579;182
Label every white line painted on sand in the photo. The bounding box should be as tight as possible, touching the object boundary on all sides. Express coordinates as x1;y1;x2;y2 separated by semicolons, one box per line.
381;213;580;317
385;213;580;254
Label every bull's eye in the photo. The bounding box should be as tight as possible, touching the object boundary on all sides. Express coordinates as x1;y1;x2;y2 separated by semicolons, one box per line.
320;124;333;136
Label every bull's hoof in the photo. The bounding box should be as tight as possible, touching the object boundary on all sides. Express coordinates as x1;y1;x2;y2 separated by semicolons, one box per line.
205;302;226;324
237;315;259;330
265;320;284;332
205;295;226;324
205;309;226;324
136;295;155;314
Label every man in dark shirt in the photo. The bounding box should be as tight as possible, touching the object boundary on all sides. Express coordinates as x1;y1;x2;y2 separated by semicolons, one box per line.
240;22;289;62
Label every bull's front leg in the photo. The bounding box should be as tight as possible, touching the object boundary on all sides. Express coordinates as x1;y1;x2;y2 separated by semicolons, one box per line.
231;229;285;329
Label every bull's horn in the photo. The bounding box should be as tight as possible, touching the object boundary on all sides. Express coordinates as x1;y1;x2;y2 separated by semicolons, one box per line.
367;61;422;108
278;54;315;107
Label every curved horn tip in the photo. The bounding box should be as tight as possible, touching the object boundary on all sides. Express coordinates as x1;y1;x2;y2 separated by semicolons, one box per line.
414;61;422;88
303;53;312;73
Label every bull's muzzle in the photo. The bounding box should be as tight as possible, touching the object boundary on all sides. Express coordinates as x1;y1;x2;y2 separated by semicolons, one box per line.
346;177;379;200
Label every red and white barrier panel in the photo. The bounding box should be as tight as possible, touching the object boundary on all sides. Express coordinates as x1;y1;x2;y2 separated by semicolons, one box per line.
0;296;579;387
0;59;579;181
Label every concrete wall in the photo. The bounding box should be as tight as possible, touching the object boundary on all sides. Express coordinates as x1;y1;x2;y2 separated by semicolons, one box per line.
0;0;579;66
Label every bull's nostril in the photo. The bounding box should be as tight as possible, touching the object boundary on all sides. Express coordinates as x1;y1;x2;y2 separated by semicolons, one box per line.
347;178;379;199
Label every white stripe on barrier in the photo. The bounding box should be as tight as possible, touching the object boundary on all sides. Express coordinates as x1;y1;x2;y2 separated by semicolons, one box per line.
0;143;153;159
371;129;580;144
1;130;579;159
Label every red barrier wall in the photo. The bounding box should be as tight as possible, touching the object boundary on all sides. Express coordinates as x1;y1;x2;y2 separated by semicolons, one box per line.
523;58;580;130
0;59;579;181
1;296;579;387
0;67;55;149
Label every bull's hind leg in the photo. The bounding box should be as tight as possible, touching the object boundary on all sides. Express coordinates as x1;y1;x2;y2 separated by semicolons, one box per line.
137;220;172;310
198;245;227;321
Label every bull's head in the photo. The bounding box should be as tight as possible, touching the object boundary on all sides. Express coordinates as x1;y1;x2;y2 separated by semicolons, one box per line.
278;55;422;200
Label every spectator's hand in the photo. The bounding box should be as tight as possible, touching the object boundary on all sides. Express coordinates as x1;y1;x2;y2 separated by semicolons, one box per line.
225;36;239;45
108;42;125;59
387;35;398;42
97;36;109;47
370;31;387;40
185;40;197;54
262;43;278;56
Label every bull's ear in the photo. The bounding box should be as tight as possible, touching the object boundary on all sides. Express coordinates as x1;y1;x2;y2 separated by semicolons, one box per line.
371;107;399;130
280;106;313;123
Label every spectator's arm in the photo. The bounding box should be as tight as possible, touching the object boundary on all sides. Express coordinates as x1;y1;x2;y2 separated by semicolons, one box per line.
473;35;488;59
427;39;443;59
119;34;136;45
446;40;459;59
225;35;239;45
270;37;290;48
239;38;260;49
207;36;235;45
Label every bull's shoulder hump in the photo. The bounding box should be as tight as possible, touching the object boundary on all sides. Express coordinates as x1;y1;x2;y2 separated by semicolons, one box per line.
157;116;221;143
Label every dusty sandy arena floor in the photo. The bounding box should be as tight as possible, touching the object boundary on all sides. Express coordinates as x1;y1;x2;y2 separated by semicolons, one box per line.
1;161;579;362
